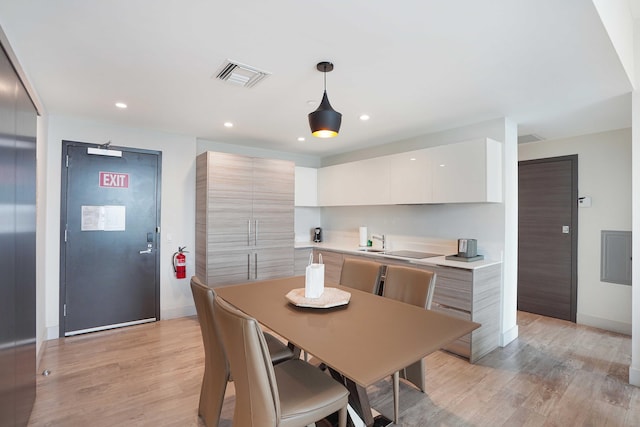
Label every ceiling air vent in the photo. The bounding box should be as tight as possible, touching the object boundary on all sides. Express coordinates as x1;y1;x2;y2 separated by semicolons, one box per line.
518;134;544;144
215;60;270;88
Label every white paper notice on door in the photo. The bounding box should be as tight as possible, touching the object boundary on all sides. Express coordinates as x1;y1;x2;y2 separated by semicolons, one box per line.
81;205;126;231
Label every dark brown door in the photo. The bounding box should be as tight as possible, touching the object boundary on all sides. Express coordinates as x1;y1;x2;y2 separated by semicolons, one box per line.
518;155;578;321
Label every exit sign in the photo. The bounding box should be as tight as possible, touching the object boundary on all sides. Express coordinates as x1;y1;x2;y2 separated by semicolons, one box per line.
99;171;129;188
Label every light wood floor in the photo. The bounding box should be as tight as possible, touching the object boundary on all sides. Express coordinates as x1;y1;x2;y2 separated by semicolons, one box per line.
28;311;640;426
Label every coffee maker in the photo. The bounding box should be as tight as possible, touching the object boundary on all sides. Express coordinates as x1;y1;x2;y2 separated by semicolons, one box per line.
313;227;322;243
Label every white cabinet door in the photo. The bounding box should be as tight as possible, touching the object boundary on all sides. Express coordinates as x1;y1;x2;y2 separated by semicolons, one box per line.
431;138;502;203
389;148;432;204
318;157;390;205
318;163;350;206
351;156;390;205
294;166;317;206
316;138;502;206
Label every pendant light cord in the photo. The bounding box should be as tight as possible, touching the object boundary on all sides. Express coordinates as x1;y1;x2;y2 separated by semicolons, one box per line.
323;65;327;92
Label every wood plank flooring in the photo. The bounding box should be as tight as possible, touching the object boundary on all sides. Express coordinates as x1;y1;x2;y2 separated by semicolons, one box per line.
28;311;640;426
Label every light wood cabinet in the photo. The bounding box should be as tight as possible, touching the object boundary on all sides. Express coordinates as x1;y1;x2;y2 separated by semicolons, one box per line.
313;248;501;363
196;152;294;286
312;249;344;283
428;263;501;362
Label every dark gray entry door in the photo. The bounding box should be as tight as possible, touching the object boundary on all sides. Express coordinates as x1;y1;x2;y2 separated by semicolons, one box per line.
60;141;161;336
518;155;578;321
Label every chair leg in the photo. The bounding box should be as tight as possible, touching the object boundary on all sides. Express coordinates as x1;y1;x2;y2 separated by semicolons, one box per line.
393;371;400;424
338;406;347;427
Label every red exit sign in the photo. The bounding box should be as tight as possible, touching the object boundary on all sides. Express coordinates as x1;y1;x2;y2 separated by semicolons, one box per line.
99;171;129;188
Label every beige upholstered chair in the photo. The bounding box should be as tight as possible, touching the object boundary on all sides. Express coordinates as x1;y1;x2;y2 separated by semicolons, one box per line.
381;265;437;424
213;295;349;427
339;257;384;294
190;277;294;426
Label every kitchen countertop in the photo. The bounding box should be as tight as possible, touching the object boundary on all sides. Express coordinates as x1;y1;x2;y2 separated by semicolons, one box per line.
295;242;501;270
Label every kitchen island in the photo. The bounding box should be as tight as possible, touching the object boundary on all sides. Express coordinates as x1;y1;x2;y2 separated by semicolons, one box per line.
295;242;501;363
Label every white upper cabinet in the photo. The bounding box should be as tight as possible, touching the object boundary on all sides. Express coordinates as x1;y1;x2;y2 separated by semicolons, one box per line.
294;166;318;206
388;148;433;204
430;138;502;203
316;137;503;206
318;156;390;206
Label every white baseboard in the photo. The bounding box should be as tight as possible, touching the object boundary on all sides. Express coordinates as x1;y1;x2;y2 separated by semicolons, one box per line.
161;304;196;320
629;366;640;387
46;325;59;340
577;313;631;335
500;324;519;347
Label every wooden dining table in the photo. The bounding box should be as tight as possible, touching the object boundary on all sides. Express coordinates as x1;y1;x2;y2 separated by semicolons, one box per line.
216;275;480;426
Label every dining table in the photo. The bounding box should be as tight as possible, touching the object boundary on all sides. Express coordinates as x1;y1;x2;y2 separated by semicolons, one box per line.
215;275;480;426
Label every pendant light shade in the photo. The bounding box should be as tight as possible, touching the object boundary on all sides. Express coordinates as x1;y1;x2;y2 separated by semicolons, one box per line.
308;62;342;138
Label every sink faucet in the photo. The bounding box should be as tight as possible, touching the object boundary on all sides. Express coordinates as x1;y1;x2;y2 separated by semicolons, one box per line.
371;234;386;250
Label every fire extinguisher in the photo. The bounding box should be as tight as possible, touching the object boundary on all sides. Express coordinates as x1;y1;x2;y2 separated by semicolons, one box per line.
173;246;188;279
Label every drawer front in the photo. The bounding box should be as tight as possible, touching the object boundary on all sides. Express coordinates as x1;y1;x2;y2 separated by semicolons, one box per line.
432;274;472;311
442;337;471;358
313;249;344;284
431;302;471;320
431;302;471;358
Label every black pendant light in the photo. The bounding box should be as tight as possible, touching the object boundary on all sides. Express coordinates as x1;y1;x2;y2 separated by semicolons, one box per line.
308;61;342;138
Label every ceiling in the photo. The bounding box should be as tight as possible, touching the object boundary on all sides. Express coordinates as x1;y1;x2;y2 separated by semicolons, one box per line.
0;0;634;157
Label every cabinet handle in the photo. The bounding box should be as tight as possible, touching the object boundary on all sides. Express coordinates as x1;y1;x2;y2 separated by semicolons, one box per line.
247;253;250;280
254;253;258;280
254;220;258;245
247;220;251;246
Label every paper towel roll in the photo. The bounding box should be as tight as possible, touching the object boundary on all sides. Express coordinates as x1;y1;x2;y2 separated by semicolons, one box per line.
359;226;368;246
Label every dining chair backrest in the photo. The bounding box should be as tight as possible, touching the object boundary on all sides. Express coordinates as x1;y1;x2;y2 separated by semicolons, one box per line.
381;265;437;423
213;295;281;426
190;276;229;427
382;265;436;309
339;258;384;294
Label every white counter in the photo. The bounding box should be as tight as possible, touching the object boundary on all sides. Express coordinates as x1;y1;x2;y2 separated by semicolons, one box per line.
295;241;501;270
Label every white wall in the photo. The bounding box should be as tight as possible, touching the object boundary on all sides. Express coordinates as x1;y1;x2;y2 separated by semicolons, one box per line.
42;115;198;339
519;128;632;333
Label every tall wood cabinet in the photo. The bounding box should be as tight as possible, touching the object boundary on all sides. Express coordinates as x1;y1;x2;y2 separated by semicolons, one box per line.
196;152;294;286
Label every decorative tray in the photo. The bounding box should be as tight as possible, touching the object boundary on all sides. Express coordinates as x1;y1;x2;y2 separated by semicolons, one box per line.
445;254;484;262
285;287;351;309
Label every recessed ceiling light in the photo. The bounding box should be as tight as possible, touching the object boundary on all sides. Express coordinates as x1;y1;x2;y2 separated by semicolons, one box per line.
410;158;416;161
359;114;370;121
115;102;127;109
306;100;317;107
297;137;305;142
224;122;233;128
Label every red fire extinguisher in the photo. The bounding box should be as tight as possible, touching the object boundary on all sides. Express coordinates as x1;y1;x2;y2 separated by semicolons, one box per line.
173;246;188;279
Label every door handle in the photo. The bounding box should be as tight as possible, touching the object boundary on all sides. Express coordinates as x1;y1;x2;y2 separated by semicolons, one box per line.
139;243;153;254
